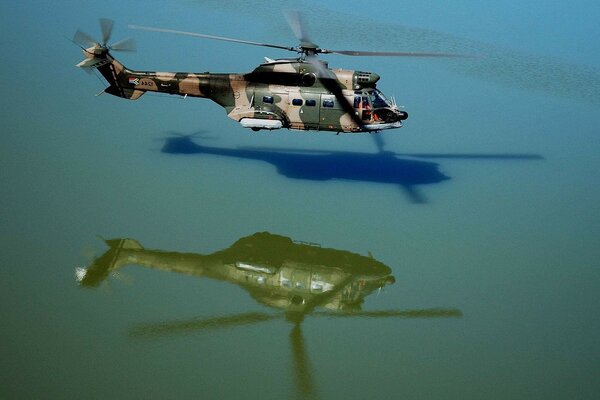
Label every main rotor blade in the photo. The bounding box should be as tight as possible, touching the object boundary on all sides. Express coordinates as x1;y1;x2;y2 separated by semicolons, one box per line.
290;324;317;399
99;18;114;45
129;25;295;52
328;49;469;58
313;308;463;318
110;37;137;52
73;29;98;48
306;55;363;128
284;10;312;45
129;312;279;338
398;152;544;160
372;132;386;153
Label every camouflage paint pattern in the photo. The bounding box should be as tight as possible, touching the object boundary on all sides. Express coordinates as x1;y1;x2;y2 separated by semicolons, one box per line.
80;46;407;133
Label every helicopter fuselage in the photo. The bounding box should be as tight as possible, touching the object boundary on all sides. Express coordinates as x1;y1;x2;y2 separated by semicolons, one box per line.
86;47;408;133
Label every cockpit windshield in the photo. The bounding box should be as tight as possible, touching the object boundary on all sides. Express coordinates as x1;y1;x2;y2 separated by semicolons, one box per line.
369;89;392;108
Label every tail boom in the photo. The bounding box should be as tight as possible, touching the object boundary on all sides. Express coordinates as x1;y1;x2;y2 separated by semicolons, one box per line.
77;47;212;100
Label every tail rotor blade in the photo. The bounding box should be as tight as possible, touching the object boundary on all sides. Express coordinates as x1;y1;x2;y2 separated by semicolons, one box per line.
99;18;114;45
73;29;98;48
110;37;137;52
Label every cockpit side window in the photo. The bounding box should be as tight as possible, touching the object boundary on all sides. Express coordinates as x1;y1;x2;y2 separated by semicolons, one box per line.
362;96;370;109
370;90;391;108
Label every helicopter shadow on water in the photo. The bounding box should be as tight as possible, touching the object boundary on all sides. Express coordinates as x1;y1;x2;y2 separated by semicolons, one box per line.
160;131;544;204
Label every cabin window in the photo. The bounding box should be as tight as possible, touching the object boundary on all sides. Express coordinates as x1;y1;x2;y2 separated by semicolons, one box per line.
353;96;361;108
305;99;316;107
292;98;303;106
322;100;335;108
262;96;274;104
311;282;324;292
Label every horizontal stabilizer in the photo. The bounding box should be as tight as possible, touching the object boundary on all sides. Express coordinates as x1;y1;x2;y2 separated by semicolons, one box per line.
76;57;104;68
104;238;144;250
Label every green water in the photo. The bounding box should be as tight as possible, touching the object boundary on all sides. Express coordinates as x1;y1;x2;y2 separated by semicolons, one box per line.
1;1;599;399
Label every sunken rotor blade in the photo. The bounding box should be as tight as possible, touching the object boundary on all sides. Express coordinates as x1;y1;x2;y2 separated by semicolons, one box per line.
313;308;463;318
73;29;98;48
129;24;295;52
110;37;136;52
327;49;469;58
99;18;114;45
306;55;363;128
129;312;279;338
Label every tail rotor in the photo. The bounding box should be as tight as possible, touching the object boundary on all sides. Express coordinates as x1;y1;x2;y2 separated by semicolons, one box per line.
74;20;146;100
73;18;136;59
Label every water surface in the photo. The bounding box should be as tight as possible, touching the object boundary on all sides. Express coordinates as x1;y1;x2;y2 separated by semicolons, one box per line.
1;1;599;399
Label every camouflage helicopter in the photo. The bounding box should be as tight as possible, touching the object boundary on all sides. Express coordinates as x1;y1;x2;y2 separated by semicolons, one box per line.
74;14;461;134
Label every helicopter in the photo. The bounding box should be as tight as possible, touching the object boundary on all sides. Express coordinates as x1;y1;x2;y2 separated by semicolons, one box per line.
77;232;462;398
74;14;462;134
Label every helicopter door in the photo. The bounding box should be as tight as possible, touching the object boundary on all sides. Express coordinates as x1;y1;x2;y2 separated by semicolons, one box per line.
288;91;320;130
319;94;343;130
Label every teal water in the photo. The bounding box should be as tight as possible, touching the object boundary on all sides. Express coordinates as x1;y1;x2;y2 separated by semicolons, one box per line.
1;1;599;399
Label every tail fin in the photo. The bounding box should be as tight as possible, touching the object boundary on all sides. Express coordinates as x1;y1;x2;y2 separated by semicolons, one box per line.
77;46;146;100
77;238;144;287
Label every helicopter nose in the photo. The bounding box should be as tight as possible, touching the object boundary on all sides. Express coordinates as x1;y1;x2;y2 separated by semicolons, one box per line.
398;111;408;120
